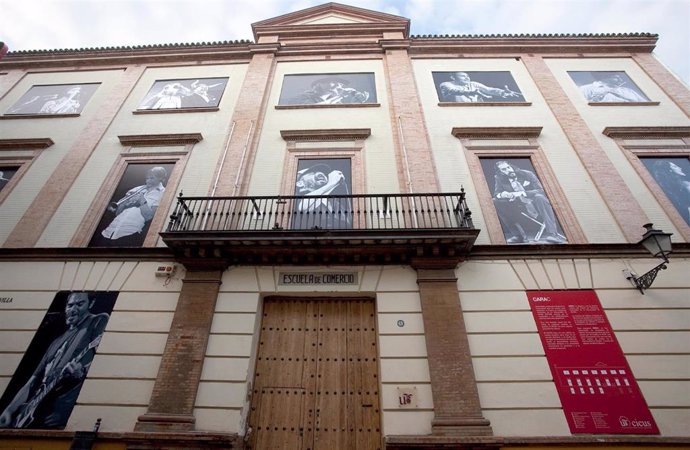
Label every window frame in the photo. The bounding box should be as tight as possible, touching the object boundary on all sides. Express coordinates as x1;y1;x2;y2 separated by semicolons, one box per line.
279;129;369;197
0;138;54;204
454;127;585;244
71;133;201;247
604;126;690;241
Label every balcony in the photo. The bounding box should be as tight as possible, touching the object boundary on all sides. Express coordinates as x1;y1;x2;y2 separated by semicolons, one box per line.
160;191;480;267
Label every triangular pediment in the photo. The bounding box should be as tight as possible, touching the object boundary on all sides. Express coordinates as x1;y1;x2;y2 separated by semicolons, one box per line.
297;13;368;26
252;2;410;41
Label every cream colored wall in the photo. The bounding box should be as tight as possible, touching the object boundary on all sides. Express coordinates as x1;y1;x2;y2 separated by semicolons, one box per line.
247;60;400;196
0;259;184;432
0;69;125;245
412;58;627;244
458;257;690;437
35;63;248;247
545;57;690;241
194;265;433;436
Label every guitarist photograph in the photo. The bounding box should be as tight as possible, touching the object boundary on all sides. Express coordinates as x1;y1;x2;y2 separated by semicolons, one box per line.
0;291;116;429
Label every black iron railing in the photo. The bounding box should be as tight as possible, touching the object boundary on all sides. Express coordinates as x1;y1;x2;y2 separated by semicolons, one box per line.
166;191;474;232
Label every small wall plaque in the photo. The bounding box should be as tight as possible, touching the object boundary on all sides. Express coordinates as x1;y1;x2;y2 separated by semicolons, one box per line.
396;386;418;408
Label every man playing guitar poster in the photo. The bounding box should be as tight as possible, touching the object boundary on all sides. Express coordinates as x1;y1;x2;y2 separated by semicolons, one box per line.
0;292;110;429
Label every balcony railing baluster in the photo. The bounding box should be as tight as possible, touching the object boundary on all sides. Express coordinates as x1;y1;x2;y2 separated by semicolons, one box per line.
167;193;474;232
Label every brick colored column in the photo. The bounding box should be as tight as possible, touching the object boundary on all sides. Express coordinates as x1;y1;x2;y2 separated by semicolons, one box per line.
522;55;648;242
5;65;146;248
135;269;223;432
211;48;276;196
633;53;690;118
415;266;492;436
384;46;440;193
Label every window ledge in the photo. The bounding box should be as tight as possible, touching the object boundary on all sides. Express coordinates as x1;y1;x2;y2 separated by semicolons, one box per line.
133;107;220;114
439;102;532;107
275;103;380;110
0;113;80;119
588;101;659;106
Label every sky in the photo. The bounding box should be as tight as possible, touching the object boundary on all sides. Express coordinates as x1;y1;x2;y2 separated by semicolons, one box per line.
1;0;689;85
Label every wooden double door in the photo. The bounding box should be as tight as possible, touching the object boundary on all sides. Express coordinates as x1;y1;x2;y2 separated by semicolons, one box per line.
248;297;381;450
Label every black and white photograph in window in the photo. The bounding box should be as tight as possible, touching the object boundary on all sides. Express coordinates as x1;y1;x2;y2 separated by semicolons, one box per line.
279;73;376;105
292;158;353;230
89;163;174;247
568;71;650;103
0;291;117;430
481;158;567;244
432;71;525;103
0;167;19;192
642;157;690;226
137;77;228;110
5;83;100;115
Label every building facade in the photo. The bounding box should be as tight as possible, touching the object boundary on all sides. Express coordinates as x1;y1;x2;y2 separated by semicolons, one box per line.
0;3;689;449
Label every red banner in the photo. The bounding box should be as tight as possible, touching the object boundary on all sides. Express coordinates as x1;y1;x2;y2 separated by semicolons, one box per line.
527;290;658;434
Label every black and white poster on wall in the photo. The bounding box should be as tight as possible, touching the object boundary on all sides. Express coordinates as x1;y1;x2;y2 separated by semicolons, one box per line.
5;83;100;115
481;158;567;244
432;71;525;103
0;291;118;429
137;77;228;110
292;158;353;229
89;163;174;247
279;73;376;105
568;71;650;103
0;167;19;192
642;157;690;225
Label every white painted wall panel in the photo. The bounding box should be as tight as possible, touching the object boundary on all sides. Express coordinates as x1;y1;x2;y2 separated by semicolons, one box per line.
379;335;427;358
216;292;260;312
195;381;246;408
468;333;544;356
68;405;146;432
381;411;433;435
473;357;551;381
209;313;257;334
78;379;154;405
105;311;174;333
477;382;561;408
194;408;242;433
97;332;168;355
206;335;254;357
200;357;251;382
484;409;569;436
377;292;421;312
380;359;431;383
88;354;161;379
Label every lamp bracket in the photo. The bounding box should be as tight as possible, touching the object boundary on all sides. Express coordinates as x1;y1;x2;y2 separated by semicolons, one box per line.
625;261;668;294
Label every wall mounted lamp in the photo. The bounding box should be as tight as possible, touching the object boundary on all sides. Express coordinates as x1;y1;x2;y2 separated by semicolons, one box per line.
623;223;673;294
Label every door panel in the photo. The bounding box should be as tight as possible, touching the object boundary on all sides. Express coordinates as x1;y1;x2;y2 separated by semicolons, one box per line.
249;298;380;450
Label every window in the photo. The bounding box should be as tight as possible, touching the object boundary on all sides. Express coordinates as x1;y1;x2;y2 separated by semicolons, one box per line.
88;162;176;247
0;138;54;204
292;157;353;230
0;166;19;192
640;157;690;227
72;133;201;247
279;128;369;230
4;83;100;116
454;126;584;245
277;73;377;107
568;71;652;104
604;126;690;239
136;77;228;112
432;71;527;104
480;157;567;244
